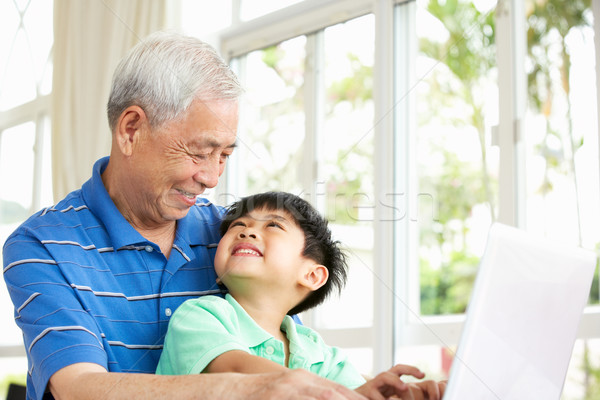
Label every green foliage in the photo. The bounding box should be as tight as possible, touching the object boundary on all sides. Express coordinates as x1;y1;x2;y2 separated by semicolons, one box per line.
261;45;284;69
0;374;26;399
418;149;491;315
421;250;480;314
588;244;600;305
416;0;497;316
525;0;592;201
420;151;491;226
422;0;495;83
327;54;373;105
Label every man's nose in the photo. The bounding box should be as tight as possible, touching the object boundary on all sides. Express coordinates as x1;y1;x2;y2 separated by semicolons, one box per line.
194;156;221;189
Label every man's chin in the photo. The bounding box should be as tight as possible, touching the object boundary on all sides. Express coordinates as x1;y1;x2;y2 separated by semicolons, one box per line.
162;205;193;222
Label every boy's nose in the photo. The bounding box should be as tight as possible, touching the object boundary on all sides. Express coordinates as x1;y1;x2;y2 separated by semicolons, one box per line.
238;231;257;239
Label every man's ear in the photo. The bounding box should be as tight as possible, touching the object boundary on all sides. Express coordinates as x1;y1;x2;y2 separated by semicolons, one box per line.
114;106;148;156
300;264;329;291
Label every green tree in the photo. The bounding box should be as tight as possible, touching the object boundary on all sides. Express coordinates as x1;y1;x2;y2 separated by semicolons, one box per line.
526;0;592;247
417;0;497;315
420;0;496;221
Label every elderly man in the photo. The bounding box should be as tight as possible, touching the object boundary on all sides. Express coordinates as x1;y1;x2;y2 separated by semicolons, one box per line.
3;32;442;400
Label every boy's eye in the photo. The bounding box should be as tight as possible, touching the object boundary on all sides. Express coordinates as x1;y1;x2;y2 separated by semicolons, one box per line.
267;221;283;229
230;221;246;228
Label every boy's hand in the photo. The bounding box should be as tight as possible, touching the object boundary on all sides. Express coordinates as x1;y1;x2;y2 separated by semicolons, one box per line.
354;364;446;400
400;380;447;400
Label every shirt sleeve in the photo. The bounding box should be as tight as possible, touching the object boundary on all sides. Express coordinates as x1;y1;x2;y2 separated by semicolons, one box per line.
3;229;108;400
293;325;366;389
319;346;367;389
156;296;250;375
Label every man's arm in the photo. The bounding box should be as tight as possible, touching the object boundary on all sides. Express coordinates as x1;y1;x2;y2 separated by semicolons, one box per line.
49;362;368;400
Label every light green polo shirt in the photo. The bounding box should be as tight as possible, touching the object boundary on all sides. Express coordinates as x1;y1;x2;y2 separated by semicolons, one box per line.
156;294;366;389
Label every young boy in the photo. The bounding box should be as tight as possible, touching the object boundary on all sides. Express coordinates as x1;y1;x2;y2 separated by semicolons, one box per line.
156;192;443;399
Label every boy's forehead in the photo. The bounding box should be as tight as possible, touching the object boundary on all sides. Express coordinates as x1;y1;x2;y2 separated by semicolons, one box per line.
246;207;296;222
243;207;295;222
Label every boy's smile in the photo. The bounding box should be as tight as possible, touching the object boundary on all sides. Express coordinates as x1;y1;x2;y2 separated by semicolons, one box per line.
231;243;263;257
214;208;314;293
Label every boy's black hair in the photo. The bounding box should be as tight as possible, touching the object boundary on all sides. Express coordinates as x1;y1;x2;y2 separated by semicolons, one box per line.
219;191;348;315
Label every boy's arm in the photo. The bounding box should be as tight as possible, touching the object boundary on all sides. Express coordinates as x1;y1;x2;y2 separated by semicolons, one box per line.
204;350;287;374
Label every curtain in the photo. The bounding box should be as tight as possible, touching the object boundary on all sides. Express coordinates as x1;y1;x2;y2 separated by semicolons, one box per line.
52;0;166;201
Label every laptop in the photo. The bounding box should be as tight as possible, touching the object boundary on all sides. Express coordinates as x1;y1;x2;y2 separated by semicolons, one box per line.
443;223;597;399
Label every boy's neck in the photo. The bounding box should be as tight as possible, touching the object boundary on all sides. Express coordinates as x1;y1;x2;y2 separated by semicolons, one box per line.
231;292;289;338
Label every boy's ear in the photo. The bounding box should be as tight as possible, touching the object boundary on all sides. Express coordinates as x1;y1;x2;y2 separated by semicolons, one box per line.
300;264;328;291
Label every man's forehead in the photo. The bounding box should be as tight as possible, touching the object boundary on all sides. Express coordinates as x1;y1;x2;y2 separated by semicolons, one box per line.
189;135;237;149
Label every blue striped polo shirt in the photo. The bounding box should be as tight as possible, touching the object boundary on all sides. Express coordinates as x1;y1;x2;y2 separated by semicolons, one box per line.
2;156;226;400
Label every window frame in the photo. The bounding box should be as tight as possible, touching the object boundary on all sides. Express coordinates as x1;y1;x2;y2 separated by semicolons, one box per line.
0;98;51;359
0;1;54;361
218;0;600;377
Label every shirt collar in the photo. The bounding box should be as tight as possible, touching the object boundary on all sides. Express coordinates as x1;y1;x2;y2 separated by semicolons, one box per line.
81;157;218;251
225;294;273;347
81;157;146;250
224;294;325;365
281;314;325;365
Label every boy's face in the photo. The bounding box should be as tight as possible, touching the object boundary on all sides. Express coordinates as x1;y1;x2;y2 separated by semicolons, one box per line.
215;207;315;292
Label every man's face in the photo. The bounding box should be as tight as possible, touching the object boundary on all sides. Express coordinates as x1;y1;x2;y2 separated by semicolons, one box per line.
129;99;238;225
215;208;314;294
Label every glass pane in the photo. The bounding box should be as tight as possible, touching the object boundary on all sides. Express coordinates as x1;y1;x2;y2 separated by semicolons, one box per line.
0;123;36;347
0;28;36;110
180;0;231;37
525;1;600;397
23;0;53;94
240;0;304;21
0;0;53;111
343;348;373;377
524;1;599;251
313;15;375;330
563;338;600;399
413;0;498;316
394;344;453;382
0;123;35;216
0;357;27;391
0;3;20;77
235;36;307;195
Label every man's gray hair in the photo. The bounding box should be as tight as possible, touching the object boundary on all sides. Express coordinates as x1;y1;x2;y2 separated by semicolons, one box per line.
107;31;242;132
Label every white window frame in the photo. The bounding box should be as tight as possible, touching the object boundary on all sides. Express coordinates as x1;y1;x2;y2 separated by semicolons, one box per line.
0;97;51;360
392;0;600;365
218;0;600;376
218;0;387;372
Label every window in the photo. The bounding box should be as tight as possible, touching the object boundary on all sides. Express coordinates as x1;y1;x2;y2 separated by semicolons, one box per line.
0;0;54;385
524;1;600;397
392;0;600;395
2;0;597;396
222;9;377;375
209;1;600;390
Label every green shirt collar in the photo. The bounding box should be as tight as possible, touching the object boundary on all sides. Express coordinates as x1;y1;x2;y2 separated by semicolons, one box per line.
224;294;325;366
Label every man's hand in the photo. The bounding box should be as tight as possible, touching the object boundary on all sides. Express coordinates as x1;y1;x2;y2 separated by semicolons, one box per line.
354;364;446;400
241;369;368;400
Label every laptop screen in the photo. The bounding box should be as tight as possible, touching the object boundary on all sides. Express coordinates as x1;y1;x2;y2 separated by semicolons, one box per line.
443;223;596;400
